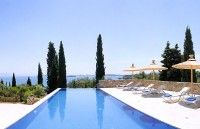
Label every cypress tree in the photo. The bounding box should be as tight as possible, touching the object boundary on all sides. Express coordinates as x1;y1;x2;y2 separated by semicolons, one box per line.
52;54;59;89
160;42;182;81
27;77;32;86
169;44;182;81
12;73;16;87
182;27;196;82
95;34;105;84
58;41;67;88
47;42;58;93
0;79;4;85
38;63;43;85
159;42;170;81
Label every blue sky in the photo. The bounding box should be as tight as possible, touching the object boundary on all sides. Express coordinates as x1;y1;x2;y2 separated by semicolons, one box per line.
0;0;199;76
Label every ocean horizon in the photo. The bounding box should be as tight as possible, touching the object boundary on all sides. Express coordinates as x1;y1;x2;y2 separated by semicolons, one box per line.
0;74;123;86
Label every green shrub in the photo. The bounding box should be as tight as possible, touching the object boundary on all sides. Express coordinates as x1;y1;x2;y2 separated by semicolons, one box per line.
22;90;33;103
0;84;46;104
68;78;96;88
9;87;20;96
0;83;4;90
0;96;19;102
32;85;46;98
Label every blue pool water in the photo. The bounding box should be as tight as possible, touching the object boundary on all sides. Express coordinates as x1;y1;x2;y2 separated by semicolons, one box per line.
8;89;177;129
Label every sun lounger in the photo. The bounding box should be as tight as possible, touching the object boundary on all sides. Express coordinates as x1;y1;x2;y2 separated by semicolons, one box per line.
182;96;200;108
123;82;142;91
132;84;154;94
141;84;155;92
117;81;133;88
142;85;165;97
162;87;191;103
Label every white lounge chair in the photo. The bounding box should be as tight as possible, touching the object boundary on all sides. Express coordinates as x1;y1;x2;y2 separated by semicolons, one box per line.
123;82;142;91
182;96;200;108
141;84;155;92
117;81;133;88
162;87;191;103
132;84;154;94
142;85;165;97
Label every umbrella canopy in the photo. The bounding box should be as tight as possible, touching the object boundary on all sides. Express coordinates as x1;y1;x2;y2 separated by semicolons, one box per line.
123;64;141;71
142;60;167;71
123;64;141;79
141;60;167;80
172;55;200;84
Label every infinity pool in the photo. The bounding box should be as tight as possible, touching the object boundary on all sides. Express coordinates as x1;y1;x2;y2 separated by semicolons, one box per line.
8;89;177;129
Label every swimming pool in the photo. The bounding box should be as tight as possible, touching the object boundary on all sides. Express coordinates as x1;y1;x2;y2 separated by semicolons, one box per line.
8;89;177;129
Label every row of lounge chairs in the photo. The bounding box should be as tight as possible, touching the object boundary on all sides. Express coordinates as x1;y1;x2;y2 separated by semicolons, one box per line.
117;81;200;108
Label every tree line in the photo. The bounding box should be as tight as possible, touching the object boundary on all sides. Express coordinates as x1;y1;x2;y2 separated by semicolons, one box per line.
1;34;105;93
159;26;197;82
2;26;197;93
47;34;105;92
1;63;43;87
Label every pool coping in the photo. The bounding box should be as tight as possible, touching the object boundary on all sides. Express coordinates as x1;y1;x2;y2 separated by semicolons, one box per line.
5;88;61;129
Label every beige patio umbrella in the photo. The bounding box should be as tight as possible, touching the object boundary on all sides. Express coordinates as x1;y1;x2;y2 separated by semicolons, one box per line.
172;55;200;84
141;60;167;80
123;64;141;79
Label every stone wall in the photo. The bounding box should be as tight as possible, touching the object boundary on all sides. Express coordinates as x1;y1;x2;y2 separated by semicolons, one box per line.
98;79;200;94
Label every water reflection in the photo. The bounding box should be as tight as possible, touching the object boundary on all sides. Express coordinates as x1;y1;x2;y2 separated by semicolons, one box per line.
48;94;59;120
58;89;67;121
47;90;67;121
96;89;105;129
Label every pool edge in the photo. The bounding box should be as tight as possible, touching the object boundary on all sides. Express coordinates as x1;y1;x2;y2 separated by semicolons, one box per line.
5;88;61;129
99;88;179;129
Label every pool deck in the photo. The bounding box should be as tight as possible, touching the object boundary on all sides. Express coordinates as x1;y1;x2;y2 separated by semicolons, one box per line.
0;103;32;129
0;88;60;129
101;88;200;129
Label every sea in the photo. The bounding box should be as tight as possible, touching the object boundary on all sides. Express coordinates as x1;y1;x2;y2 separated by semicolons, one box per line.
0;75;123;86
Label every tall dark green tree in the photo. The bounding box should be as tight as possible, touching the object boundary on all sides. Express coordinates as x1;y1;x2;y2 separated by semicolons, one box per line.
182;27;196;82
0;79;4;85
95;34;105;84
38;63;43;85
58;41;67;88
159;42;182;81
27;77;32;86
159;42;170;81
168;44;182;81
12;73;16;87
47;42;58;93
52;54;59;88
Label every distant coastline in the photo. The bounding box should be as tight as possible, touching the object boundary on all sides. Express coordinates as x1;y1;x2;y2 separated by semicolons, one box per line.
0;74;123;86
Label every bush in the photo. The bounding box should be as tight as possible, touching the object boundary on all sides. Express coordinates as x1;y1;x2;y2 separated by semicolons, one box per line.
0;96;19;102
22;90;33;103
68;78;96;88
0;84;46;104
32;85;46;98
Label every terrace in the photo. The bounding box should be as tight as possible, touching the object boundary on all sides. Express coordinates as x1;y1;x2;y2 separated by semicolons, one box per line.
1;82;200;128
